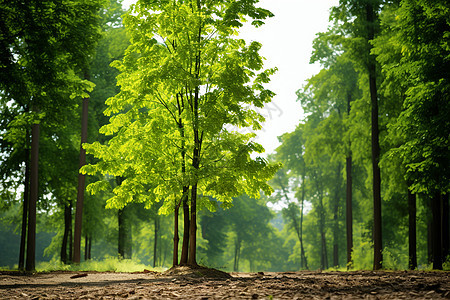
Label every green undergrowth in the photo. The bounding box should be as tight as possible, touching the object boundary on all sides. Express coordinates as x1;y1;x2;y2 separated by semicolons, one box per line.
34;257;166;273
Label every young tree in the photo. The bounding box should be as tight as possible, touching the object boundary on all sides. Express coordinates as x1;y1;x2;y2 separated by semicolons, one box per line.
83;0;279;267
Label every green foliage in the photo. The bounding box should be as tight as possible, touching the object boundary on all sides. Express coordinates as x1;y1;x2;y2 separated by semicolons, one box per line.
83;0;280;216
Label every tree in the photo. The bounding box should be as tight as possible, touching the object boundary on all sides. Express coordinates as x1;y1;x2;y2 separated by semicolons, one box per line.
378;0;450;270
331;0;383;270
0;0;103;271
82;0;279;267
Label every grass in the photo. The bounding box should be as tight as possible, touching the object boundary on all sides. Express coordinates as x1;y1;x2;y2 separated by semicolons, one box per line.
33;257;166;273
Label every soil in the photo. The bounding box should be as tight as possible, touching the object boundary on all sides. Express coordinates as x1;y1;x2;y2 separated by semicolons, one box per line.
1;267;449;299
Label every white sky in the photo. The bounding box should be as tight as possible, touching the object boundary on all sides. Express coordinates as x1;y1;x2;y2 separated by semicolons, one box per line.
122;0;338;155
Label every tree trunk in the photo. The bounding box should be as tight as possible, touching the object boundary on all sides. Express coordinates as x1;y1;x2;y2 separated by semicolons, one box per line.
68;200;73;263
432;191;443;269
365;1;383;271
300;175;308;270
118;206;132;260
366;3;383;270
19;145;30;271
173;201;180;267
25;123;39;272
318;193;328;270
188;86;201;266
314;171;328;270
88;236;92;260
345;155;353;269
442;193;449;263
73;82;89;264
84;234;89;261
153;213;159;267
61;202;72;264
233;238;241;272
118;209;125;259
333;163;341;268
408;188;417;270
180;187;190;265
188;183;198;266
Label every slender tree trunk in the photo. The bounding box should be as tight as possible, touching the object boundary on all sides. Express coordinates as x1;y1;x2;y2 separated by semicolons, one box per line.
118;206;132;260
180;187;190;264
346;155;353;269
153;213;159;268
318;193;328;270
408;188;417;270
88;236;92;260
19;145;30;270
61;202;72;264
25;123;39;272
233;238;241;272
432;191;443;270
314;171;328;270
188;84;201;266
126;218;132;260
84;234;89;261
427;218;433;265
299;174;308;269
365;2;383;271
173;201;180;267
333;163;341;268
118;208;125;259
68;200;73;263
188;183;198;266
73;76;90;264
442;193;449;262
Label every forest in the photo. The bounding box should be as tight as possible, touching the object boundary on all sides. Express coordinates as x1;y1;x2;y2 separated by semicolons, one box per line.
0;0;449;275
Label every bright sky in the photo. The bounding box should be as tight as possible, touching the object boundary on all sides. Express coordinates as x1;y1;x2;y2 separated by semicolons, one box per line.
122;0;338;155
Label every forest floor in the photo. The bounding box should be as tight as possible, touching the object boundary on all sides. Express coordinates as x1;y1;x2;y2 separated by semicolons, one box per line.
1;266;449;299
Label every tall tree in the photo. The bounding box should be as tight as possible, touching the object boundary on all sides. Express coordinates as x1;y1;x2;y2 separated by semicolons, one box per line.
373;0;450;269
0;0;103;271
332;0;383;270
82;0;279;267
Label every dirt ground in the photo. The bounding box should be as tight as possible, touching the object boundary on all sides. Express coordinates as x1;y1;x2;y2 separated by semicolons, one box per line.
1;267;449;299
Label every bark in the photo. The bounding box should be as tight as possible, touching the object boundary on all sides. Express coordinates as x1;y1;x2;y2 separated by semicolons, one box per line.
188;84;201;266
68;201;73;263
87;236;92;260
333;163;341;268
118;209;125;259
118;206;132;260
314;171;328;270
366;3;382;271
346;92;353;269
61;203;72;264
73;80;89;264
84;234;89;261
408;188;417;270
427;217;433;264
188;3;202;266
299;178;308;270
25;123;39;272
233;238;241;272
19;145;30;270
153;213;159;267
173;201;180;267
442;193;449;262
432;191;442;269
188;183;198;266
346;155;353;269
180;187;190;264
